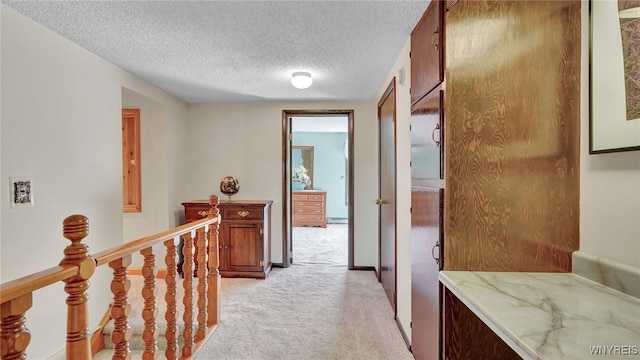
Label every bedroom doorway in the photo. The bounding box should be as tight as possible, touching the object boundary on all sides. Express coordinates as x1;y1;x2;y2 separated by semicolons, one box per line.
282;110;354;269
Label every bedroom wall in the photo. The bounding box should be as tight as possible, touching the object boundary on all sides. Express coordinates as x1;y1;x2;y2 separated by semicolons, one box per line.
293;131;349;219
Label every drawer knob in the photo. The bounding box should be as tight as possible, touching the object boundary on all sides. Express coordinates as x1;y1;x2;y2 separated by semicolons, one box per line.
238;210;250;217
198;210;208;217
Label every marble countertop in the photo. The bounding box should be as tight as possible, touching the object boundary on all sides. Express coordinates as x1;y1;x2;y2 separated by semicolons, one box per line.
439;271;640;360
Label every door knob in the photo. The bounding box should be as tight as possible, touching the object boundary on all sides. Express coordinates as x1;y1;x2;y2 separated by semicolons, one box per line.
375;198;386;205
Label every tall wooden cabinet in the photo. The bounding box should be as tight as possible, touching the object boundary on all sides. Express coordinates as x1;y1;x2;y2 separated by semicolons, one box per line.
182;200;272;279
409;1;581;359
410;1;446;359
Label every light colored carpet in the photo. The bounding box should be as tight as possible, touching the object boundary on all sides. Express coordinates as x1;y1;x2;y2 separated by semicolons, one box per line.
97;224;413;360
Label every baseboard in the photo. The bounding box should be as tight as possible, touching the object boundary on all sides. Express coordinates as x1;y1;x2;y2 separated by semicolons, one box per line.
350;266;375;271
326;218;348;224
396;316;412;351
272;262;284;268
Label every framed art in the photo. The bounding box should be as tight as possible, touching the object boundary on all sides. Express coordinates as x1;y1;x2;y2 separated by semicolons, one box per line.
590;0;640;153
10;176;34;208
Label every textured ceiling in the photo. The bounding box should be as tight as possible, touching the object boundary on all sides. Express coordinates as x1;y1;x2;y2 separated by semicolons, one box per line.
3;1;430;104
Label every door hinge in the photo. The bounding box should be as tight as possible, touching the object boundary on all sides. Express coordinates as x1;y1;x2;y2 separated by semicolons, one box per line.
260;228;263;235
410;321;413;328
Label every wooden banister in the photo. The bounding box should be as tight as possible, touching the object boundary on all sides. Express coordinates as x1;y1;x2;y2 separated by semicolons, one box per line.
0;195;221;359
59;214;96;360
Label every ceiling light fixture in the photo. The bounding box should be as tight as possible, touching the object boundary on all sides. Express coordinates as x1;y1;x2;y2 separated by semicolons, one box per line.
291;72;313;89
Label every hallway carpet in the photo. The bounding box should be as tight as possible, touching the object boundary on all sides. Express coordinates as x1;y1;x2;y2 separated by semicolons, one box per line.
195;224;413;360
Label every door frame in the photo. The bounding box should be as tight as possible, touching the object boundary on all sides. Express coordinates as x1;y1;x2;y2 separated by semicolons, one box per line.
377;79;398;309
281;110;355;269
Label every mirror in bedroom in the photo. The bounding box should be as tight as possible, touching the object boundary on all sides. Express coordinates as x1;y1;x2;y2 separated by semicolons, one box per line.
292;145;314;190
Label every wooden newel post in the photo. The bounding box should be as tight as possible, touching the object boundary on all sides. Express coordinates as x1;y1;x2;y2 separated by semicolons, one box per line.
59;215;95;360
207;195;221;326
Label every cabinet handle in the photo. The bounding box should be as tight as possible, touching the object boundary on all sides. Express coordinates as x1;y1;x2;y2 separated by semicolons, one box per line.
198;210;208;217
432;241;440;265
237;210;250;217
431;28;439;51
431;123;441;147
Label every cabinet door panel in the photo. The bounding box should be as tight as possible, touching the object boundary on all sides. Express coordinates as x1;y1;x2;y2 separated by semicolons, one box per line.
225;223;262;271
411;187;444;360
411;88;444;180
411;0;443;105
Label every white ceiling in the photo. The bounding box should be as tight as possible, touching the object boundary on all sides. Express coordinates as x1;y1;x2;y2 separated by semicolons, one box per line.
3;0;430;104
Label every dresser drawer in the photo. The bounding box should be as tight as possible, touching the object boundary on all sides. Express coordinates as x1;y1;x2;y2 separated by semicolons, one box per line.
184;205;211;222
222;207;263;221
293;214;326;223
294;205;324;214
293;194;308;201
308;194;325;201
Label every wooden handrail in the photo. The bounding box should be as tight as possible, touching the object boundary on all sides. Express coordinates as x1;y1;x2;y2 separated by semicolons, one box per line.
0;194;221;359
92;215;219;267
0;265;77;304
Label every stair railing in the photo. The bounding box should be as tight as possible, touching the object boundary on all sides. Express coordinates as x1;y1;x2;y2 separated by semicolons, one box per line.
0;194;221;360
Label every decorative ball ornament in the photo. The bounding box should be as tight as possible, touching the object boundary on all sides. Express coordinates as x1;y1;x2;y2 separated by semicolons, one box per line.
219;176;239;201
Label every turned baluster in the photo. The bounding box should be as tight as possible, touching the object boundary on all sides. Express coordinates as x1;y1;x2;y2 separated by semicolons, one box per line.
109;256;132;360
207;194;221;327
195;225;208;341
181;232;195;357
59;214;95;360
163;238;179;360
140;247;158;359
0;293;32;360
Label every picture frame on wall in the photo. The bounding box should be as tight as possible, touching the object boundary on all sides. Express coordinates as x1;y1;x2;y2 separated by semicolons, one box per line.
589;0;640;154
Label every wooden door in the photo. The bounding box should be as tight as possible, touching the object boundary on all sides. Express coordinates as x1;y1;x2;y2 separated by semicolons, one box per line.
122;109;141;212
378;80;397;311
221;222;262;272
411;0;443;106
411;187;444;360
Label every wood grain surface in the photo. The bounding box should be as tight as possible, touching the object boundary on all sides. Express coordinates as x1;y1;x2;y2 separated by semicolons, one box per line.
444;0;580;272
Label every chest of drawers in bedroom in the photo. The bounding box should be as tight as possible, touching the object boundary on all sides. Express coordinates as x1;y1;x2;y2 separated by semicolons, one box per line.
292;190;327;228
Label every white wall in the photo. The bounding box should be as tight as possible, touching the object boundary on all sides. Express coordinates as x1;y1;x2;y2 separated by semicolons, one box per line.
186;101;378;267
375;39;413;342
0;6;188;358
579;0;640;268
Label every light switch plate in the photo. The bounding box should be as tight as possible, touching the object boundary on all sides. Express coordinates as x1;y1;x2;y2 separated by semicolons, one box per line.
10;176;34;208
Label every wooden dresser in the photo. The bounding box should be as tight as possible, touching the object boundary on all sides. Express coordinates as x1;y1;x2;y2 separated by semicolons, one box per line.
292;190;327;228
182;200;272;279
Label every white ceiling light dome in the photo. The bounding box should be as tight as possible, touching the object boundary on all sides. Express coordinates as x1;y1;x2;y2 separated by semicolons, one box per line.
291;72;313;89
